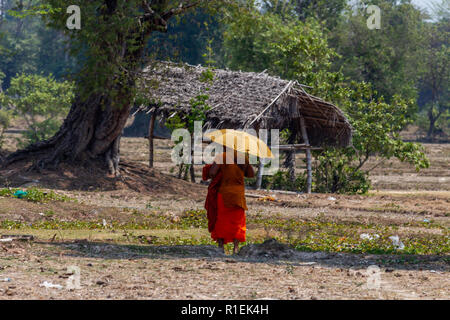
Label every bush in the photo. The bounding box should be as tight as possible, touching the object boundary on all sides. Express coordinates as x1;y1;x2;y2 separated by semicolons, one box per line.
266;170;306;192
0;73;74;147
313;149;371;194
246;170;306;192
311;82;429;194
18;118;62;148
0;108;12;148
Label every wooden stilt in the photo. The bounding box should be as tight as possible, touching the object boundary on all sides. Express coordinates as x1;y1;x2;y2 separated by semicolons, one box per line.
148;112;156;168
287;127;296;184
287;150;295;183
190;135;195;183
299;116;312;194
254;123;263;190
256;161;264;190
189;164;196;183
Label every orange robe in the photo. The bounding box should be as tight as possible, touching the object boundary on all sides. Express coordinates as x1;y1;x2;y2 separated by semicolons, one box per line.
202;164;222;232
210;153;247;244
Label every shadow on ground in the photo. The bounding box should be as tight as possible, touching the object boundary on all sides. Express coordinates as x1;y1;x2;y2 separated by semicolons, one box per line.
39;238;449;272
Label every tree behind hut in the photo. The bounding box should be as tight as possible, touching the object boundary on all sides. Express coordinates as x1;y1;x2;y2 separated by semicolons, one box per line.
417;8;449;141
222;3;430;193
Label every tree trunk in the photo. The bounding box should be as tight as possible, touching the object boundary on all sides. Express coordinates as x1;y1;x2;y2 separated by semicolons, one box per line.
299;116;312;194
427;111;437;142
148;112;156;168
189;164;196;183
4;92;133;176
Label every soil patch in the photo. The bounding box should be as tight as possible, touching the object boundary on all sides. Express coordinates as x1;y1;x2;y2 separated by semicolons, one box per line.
0;160;205;199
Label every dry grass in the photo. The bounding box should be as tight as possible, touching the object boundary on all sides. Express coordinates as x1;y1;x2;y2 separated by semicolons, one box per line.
0;136;448;300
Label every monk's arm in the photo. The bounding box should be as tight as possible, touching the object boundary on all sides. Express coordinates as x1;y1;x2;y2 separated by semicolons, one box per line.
209;162;220;178
238;155;255;178
245;164;255;178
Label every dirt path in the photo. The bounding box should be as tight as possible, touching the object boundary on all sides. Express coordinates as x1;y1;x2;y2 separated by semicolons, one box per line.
0;240;448;300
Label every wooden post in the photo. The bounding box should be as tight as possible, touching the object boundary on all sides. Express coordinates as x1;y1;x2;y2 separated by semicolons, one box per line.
148;112;156;168
189;164;196;183
287;150;295;183
299;116;312;194
286;127;296;184
189;135;196;183
254;123;264;190
256;162;264;190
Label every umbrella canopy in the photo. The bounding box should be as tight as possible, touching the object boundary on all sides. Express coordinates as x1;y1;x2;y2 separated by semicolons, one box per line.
205;129;274;159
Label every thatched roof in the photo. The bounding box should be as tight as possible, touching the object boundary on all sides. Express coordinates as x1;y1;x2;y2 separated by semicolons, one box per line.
139;62;352;147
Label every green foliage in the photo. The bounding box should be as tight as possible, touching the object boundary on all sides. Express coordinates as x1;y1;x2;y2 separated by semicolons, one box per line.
262;170;306;192
223;3;430;194
0;73;74;146
344;82;430;171
0;187;72;203
416;17;449;140
223;5;337;86
166;92;211;134
313;82;430;194
262;0;347;29
19;118;62;147
180;209;208;229
148;8;224;66
416;109;450;138
313;148;371;194
35;0;215;106
331;0;427;103
0;108;13;148
165;67;213;181
0;0;76;89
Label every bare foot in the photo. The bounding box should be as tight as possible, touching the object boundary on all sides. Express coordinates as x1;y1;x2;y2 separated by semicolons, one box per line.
233;239;239;255
218;239;224;253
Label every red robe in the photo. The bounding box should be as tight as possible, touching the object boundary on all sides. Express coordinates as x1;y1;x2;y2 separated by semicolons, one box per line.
202;164;222;232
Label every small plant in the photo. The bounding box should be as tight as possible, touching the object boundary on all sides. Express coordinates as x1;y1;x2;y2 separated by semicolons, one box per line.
285;263;294;275
179;209;208;229
0;109;13;149
44;210;55;218
0;73;74;147
0;187;72;203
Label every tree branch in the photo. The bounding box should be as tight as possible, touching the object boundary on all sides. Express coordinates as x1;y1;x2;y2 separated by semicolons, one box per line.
161;0;202;20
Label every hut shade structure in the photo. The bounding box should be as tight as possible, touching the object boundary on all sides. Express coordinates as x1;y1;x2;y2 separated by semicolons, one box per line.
139;62;353;192
140;62;352;147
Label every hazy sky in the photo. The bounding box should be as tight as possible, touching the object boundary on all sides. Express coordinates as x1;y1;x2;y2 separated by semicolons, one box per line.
411;0;436;11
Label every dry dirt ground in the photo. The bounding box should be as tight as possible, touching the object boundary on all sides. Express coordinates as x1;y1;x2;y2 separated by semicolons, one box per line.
0;137;448;300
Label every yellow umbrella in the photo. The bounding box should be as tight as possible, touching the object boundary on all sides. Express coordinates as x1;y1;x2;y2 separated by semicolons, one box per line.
205;129;274;159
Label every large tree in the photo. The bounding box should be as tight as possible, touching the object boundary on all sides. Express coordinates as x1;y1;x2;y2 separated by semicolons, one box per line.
418;5;449;140
331;0;426;103
3;0;216;175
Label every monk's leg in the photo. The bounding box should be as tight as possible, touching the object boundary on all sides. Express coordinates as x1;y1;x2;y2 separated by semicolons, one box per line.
233;239;240;254
218;239;224;253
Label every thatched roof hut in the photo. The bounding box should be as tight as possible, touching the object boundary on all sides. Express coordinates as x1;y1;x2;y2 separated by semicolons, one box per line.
138;61;352;148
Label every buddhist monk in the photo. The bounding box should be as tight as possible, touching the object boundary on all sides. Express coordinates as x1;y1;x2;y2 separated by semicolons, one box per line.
207;147;255;254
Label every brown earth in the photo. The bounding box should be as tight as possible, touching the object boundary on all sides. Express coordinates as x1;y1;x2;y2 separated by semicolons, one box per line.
0;136;449;300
